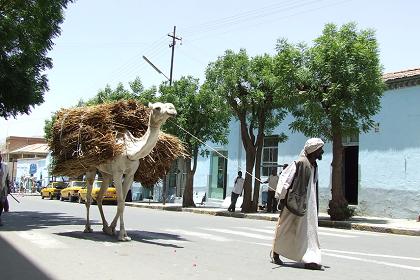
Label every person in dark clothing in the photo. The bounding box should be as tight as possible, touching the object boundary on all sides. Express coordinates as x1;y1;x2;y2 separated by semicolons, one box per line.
263;169;279;213
0;154;10;226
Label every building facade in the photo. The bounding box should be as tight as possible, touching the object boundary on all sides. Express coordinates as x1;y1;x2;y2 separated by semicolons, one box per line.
1;136;48;185
187;68;420;219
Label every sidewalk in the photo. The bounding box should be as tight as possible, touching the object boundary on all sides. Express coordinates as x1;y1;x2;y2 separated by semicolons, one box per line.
125;201;420;237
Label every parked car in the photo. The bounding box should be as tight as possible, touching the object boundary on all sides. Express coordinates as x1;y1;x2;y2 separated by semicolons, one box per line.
78;181;117;204
60;181;86;202
41;182;68;200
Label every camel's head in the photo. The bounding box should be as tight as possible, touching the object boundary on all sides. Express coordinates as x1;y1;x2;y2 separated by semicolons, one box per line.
148;102;177;127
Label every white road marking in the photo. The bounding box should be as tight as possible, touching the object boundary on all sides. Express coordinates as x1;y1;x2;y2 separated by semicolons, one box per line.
102;241;120;247
200;227;272;240
265;225;384;237
243;242;420;271
318;232;357;238
165;229;231;242
323;252;420;271
322;249;420;261
234;226;356;238
233;227;273;234
244;241;271;247
319;227;382;236
18;231;68;249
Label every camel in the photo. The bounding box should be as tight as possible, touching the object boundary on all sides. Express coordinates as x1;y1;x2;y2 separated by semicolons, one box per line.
83;102;177;241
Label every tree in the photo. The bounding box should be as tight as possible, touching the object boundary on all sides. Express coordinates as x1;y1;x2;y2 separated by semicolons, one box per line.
85;77;157;106
204;47;301;212
159;76;230;207
289;22;386;220
0;0;74;119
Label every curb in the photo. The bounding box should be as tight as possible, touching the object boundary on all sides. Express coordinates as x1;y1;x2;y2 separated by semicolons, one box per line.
125;203;420;236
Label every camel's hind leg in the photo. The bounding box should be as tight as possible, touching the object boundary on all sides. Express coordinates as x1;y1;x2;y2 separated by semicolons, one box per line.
97;174;114;236
83;170;96;233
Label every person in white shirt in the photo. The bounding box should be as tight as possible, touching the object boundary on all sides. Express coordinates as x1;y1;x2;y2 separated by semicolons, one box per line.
228;171;244;212
263;169;279;213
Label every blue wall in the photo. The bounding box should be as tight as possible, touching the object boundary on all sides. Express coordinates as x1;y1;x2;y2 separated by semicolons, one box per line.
192;85;420;219
357;85;420;218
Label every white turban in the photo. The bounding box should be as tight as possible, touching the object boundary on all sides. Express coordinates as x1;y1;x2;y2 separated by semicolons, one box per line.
300;138;324;156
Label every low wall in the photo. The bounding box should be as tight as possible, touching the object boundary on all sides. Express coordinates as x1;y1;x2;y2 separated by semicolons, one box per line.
318;187;420;219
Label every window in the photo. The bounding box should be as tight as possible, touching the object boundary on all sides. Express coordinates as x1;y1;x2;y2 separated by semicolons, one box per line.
262;136;279;176
342;134;359;146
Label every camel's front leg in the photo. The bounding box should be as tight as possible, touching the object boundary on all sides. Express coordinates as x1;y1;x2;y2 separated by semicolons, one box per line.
83;170;96;233
97;174;114;236
110;174;133;241
118;175;134;241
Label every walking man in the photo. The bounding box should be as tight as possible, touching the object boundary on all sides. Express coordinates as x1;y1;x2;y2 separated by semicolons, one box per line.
228;171;244;212
271;138;324;270
0;154;10;226
263;169;279;213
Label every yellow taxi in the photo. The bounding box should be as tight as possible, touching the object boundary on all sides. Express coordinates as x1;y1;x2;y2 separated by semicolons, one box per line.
60;181;86;202
41;181;68;200
78;181;117;204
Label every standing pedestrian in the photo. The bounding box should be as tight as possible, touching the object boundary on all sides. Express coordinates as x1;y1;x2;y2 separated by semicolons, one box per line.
263;169;279;213
0;154;10;226
228;171;244;212
271;138;324;270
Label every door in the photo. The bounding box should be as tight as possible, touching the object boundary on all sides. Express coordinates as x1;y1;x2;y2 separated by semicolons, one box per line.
209;151;228;199
344;145;359;205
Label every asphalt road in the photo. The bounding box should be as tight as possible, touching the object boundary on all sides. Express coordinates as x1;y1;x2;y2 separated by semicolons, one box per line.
0;195;419;280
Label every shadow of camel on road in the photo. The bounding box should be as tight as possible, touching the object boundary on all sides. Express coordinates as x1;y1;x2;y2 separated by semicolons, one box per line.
56;229;186;248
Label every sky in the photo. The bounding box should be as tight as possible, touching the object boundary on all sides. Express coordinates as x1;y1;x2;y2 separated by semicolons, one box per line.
1;0;419;142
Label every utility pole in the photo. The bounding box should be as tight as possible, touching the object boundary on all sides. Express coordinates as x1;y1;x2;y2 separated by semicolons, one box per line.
168;26;182;86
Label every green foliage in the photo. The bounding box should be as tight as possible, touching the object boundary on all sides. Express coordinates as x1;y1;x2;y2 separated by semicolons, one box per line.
84;77;157;106
159;76;230;155
289;22;386;139
205;48;301;138
0;0;74;119
44;113;57;142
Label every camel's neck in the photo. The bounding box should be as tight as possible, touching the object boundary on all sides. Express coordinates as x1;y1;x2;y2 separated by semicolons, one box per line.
126;124;161;160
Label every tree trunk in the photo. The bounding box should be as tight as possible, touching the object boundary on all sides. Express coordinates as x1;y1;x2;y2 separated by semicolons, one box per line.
182;157;196;207
252;137;264;212
241;151;255;213
328;121;351;220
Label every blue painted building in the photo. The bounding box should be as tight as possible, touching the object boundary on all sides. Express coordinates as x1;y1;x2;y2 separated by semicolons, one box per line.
167;68;420;219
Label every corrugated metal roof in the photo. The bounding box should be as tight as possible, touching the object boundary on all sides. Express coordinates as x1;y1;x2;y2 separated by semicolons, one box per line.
9;143;50;155
383;68;420;82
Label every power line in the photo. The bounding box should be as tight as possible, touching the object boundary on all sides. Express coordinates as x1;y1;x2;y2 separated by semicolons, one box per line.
186;0;351;44
182;0;318;36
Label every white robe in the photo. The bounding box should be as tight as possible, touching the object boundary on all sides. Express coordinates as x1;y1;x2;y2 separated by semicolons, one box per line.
272;161;321;264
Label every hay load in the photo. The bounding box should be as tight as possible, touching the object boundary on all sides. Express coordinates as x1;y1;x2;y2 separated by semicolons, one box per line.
48;99;187;186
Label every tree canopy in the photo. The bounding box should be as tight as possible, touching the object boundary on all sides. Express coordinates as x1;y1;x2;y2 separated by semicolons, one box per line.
290;22;386;139
0;0;74;119
84;77;157;106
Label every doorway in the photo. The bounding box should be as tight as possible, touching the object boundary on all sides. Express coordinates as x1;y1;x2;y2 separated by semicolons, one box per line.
209;151;227;199
344;145;359;205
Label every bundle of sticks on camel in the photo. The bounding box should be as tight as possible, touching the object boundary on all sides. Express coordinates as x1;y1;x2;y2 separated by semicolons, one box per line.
48;99;186;240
